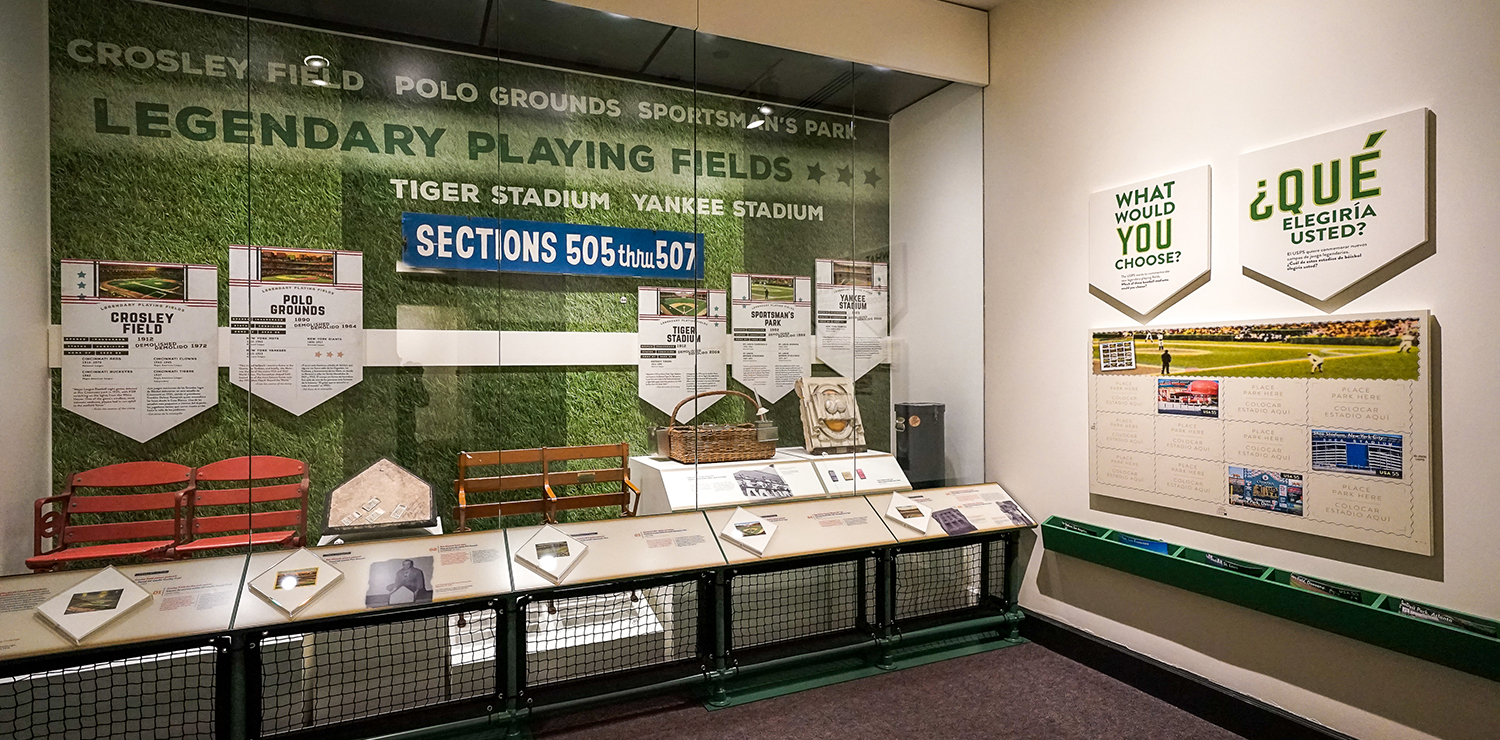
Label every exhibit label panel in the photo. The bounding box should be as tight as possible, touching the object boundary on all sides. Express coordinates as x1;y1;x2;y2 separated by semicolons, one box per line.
60;259;218;442
1088;165;1211;318
637;287;728;419
1088;311;1432;554
815;259;889;380
731;273;812;403
229;246;365;416
1240;109;1431;303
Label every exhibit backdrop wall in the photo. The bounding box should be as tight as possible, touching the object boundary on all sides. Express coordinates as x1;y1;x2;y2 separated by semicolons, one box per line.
984;1;1500;738
12;0;901;573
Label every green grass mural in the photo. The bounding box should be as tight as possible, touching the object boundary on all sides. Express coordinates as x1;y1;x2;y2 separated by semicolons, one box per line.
48;0;893;543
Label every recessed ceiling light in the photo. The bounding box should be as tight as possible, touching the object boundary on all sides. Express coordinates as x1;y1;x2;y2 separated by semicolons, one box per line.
746;118;765;130
309;78;330;86
303;55;330;69
758;105;773;115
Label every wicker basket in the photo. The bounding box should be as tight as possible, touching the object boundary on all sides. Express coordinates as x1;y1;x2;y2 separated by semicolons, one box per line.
664;390;777;464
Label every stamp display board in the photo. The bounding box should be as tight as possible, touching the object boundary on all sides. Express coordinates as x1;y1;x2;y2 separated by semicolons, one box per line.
869;484;1035;543
704;498;898;564
1089;311;1432;554
507;512;726;591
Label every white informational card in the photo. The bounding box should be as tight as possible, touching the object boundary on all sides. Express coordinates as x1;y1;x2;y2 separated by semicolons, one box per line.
229;245;364;415
730;273;813;403
1088;165;1212;319
35;567;153;644
814;259;888;381
637;287;728;419
884;493;932;533
719;507;778;556
515;525;589;584
249;548;344;617
60;259;219;442
1239;109;1430;304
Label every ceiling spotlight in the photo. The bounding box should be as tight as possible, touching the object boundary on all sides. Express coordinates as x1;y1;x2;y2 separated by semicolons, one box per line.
758;104;772;115
746;118;765;130
303;54;330;69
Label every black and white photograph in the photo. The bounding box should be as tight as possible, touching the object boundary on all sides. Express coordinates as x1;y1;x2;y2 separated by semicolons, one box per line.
366;556;435;608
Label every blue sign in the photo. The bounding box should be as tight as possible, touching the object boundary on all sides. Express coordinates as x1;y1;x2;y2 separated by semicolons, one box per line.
401;213;704;280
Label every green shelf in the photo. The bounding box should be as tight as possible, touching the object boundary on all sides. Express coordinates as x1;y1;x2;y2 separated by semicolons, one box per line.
1041;516;1500;683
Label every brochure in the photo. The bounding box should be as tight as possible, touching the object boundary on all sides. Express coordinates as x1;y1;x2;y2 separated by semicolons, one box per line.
515;525;589;584
884;493;932;533
720;507;778;556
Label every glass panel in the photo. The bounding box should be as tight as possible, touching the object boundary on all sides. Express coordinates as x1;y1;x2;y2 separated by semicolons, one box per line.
8;0;255;656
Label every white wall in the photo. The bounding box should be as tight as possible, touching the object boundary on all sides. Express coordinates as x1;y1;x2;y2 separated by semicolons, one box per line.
985;1;1500;738
0;0;51;574
890;83;986;485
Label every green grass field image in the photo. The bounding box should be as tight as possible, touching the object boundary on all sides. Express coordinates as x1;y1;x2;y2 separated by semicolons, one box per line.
750;280;796;301
1093;339;1419;381
99;277;183;300
658;294;708;316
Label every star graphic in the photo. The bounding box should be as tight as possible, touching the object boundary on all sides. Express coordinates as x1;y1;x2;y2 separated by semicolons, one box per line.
314;351;322;358
77;272;86;278
807;163;826;183
77;282;86;288
836;166;853;185
864;168;882;187
336;351;344;357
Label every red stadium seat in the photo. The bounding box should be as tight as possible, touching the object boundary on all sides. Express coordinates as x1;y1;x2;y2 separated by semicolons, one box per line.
177;456;309;555
27;461;192;572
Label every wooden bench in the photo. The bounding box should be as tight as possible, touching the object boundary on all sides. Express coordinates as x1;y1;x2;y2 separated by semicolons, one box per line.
454;444;640;531
28;461;192;572
177;456;309;555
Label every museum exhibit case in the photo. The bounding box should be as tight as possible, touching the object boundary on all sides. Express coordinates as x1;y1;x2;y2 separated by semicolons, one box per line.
0;2;1007;739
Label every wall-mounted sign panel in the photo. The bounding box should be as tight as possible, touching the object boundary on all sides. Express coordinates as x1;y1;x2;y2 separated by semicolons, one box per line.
401;213;704;281
229;246;364;416
1089;165;1211;319
731;273;812;403
1240;109;1431;304
60;259;218;442
815;259;888;380
637;287;728;419
1088;311;1432;554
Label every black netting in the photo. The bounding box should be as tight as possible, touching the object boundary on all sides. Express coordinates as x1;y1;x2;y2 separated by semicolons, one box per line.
524;581;699;687
730;561;863;650
987;539;1010;607
0;646;217;740
894;544;983;621
258;608;495;735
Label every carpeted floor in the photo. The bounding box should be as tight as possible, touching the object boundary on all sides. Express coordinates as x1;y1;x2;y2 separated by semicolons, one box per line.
532;642;1246;740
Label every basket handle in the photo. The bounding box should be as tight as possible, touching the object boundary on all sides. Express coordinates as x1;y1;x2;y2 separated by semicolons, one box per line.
669;390;767;424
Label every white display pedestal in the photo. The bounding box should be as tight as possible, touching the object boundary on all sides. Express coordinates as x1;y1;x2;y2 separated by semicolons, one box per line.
629;448;911;515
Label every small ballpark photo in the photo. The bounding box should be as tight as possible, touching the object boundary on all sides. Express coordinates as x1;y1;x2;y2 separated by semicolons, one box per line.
1091;317;1421;380
829;259;875;287
895;505;925;520
365;556;434;608
274;568;319;590
749;275;797;301
1157;378;1220;417
535;541;571;559
1228;466;1305;516
64;589;125;615
96;262;186;300
658;288;708;316
1311;430;1403;479
259;249;335;283
733;521;767;537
